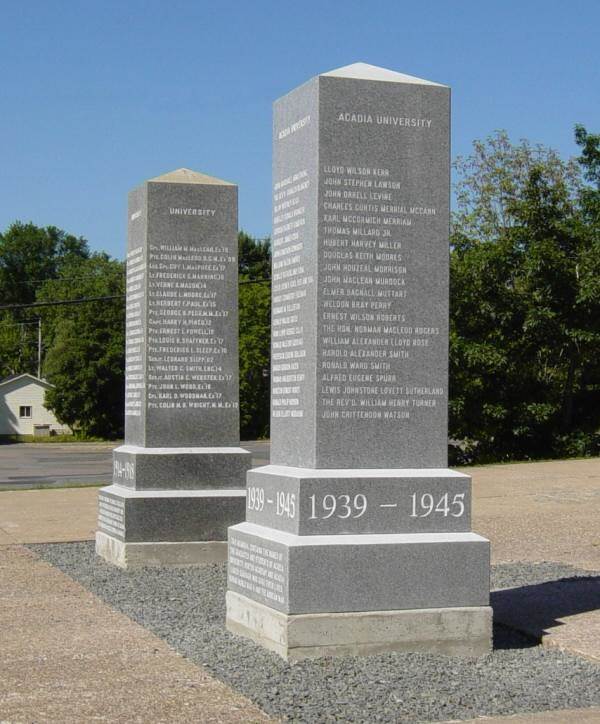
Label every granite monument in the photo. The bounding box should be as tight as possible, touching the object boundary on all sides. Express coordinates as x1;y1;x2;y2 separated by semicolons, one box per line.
226;64;492;660
96;168;251;568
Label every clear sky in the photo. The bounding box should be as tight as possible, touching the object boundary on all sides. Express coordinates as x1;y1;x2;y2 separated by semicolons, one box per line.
1;0;598;260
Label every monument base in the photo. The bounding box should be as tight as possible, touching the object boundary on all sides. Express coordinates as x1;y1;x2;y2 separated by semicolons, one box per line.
96;485;246;568
226;591;492;661
112;445;252;490
96;531;228;568
228;523;490;613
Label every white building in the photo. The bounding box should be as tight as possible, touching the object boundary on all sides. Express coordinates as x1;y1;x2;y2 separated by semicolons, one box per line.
0;374;71;436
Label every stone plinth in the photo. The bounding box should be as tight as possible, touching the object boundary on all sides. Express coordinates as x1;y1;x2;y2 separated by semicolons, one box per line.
96;168;250;568
226;64;491;658
226;592;493;661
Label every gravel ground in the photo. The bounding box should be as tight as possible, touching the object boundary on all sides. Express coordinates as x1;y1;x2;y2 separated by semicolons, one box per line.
491;561;598;589
29;542;600;724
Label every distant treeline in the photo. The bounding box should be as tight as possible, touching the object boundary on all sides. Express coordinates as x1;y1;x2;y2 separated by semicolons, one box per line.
1;126;598;462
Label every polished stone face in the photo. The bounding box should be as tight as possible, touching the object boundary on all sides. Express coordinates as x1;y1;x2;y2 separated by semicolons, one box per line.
98;486;245;543
227;522;489;614
269;72;450;469
113;445;251;490
245;465;471;535
124;175;241;448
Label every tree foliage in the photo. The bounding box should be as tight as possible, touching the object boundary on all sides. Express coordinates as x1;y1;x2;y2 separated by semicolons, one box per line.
0;222;90;378
238;231;271;439
0;222;89;305
450;129;600;462
40;254;126;438
0;312;26;378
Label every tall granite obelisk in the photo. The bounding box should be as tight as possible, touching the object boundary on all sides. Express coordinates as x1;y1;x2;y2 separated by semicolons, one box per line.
96;168;251;568
226;64;492;659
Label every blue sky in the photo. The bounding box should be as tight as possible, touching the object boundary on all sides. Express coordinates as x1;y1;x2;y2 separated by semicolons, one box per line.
1;1;598;260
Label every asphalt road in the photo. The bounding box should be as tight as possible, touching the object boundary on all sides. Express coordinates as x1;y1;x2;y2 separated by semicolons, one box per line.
0;440;271;489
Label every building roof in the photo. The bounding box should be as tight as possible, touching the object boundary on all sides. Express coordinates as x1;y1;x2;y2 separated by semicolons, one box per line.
0;373;54;389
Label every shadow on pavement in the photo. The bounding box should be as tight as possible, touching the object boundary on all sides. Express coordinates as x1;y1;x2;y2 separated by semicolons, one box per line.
492;575;600;645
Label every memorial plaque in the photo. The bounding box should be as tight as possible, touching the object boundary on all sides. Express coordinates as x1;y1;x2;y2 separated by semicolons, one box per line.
227;64;492;660
97;169;251;568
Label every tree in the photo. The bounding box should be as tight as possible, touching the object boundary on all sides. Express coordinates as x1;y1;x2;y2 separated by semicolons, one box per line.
453;131;581;242
40;254;125;438
0;222;90;378
449;129;600;462
237;231;271;439
238;231;271;279
0;222;89;305
0;313;28;378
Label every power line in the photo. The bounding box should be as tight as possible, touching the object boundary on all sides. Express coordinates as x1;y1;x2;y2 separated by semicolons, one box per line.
0;319;40;329
0;295;125;312
0;278;272;312
2;273;125;287
239;277;271;285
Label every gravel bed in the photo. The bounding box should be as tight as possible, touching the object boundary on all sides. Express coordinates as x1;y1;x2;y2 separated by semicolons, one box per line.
491;561;597;589
29;542;600;724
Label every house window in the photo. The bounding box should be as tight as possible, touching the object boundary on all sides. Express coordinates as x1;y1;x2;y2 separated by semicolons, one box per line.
19;406;32;418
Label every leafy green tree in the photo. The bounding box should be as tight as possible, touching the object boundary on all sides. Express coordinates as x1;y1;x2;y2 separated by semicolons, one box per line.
237;231;271;438
0;222;90;378
40;254;125;438
453;131;582;242
0;222;89;305
238;230;271;279
0;313;30;377
449;129;600;462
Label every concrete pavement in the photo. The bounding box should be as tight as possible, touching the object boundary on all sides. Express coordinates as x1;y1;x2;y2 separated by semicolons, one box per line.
0;545;272;723
0;452;599;723
471;457;600;571
445;710;600;723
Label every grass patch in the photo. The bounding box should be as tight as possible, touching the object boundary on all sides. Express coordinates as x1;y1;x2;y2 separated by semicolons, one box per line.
0;434;120;444
0;481;107;492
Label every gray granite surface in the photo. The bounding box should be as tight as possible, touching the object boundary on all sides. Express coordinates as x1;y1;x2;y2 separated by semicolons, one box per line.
125;171;241;449
269;68;450;469
228;522;489;614
245;465;471;534
228;67;482;636
98;170;249;558
98;485;246;542
113;445;251;490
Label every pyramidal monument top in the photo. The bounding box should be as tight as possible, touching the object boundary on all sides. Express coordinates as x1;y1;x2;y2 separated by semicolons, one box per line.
320;62;446;87
148;168;234;185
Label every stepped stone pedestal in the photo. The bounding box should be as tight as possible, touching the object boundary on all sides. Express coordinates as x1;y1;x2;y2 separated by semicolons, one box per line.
96;168;250;568
226;64;492;660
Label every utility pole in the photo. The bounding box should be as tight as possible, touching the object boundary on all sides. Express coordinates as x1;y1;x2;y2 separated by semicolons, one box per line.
37;317;42;379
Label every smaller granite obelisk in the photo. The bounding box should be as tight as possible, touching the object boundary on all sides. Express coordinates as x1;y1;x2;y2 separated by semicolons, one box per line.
96;168;251;568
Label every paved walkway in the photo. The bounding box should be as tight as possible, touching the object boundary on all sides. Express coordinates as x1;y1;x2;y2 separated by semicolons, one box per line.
446;710;600;723
0;545;272;723
472;457;600;571
1;455;599;722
